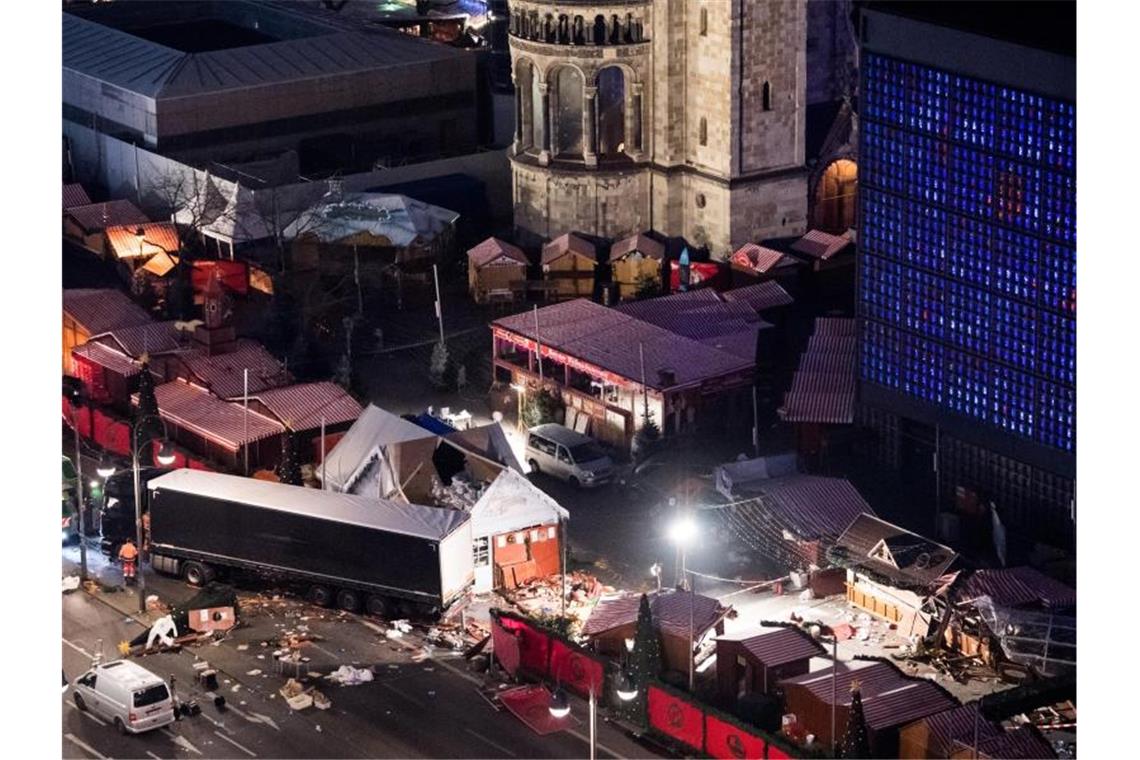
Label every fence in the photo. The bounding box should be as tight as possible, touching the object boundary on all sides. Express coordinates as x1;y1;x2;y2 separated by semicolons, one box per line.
489;609;606;700
63;396;214;472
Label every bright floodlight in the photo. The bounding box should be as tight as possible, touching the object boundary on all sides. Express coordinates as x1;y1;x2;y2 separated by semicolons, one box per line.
668;516;697;546
624;637;635;653
96;458;115;478
156;441;176;466
548;687;571;719
616;671;637;702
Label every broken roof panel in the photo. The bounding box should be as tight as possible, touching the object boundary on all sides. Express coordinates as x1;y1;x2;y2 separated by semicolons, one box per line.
283;192;459;247
469;469;568;538
832;514;958;588
956;567;1076;611
748;475;875;543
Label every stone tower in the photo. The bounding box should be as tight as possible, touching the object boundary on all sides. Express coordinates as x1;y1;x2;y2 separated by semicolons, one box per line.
508;0;808;258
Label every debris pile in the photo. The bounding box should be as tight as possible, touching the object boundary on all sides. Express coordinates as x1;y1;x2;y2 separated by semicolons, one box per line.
326;665;374;686
500;571;612;625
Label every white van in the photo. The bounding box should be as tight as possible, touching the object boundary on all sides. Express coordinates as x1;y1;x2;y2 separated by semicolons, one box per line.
525;423;614;488
72;660;175;734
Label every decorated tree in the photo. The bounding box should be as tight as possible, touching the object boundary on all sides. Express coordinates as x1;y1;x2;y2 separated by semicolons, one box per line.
620;593;663;727
429;340;450;390
277;430;303;486
840;680;870;759
521;387;562;428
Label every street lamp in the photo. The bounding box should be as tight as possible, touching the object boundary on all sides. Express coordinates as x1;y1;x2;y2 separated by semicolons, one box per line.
615;670;638;703
131;414;175;613
96;457;116;479
649;562;662;592
668;514;698;692
548;686;571;719
549;676;638;760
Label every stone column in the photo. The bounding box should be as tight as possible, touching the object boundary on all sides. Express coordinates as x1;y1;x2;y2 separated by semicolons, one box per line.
630;82;645;158
513;78;524;152
583;85;598;167
538;82;551;165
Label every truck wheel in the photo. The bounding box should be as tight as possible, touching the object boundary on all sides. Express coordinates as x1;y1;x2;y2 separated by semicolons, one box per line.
568;476;581;489
114;717;127;735
308;585;333;607
528;459;540;474
365;595;389;618
182;561;214;587
336;589;361;612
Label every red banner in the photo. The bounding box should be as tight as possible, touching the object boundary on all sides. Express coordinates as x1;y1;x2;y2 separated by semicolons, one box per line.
648;685;704;752
494;613;551;676
549;639;605;699
706;713;767;760
192;260;249;295
492;616;522;677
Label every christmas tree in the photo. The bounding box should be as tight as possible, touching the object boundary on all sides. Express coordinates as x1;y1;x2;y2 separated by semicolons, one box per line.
277;430;303;486
134;360;162;452
620;594;663;728
840;680;871;759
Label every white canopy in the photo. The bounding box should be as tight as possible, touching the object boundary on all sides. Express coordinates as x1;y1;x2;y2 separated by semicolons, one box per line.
714;453;799;498
468;469;568;538
321;405;435;493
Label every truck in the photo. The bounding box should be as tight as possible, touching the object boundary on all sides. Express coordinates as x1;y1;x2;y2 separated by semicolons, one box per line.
146;469;474;618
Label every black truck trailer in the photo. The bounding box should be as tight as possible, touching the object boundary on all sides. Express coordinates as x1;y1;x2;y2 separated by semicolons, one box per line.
146;469;474;617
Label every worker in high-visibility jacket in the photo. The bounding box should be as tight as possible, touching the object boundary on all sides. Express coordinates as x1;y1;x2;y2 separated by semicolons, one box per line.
118;539;139;585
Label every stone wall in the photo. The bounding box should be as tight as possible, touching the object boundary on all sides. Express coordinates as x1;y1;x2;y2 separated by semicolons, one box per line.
512;162;648;241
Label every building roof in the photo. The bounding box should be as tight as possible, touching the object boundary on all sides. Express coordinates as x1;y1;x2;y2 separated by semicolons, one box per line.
467;237;528;268
730;243;794;274
148;468;469;542
469;469;569;538
72;341;143;378
832;514;958;588
915;705;1002;754
177;340;291;400
956;567;1076;611
321;404;436;492
142;251;181;278
614;290;770;360
582;589;729;639
780;660;959;730
90;321;184;359
780;317;857;424
722;281;795;312
63;6;466;101
542;233;597;265
610;233;665;262
493;299;756;391
791;229;854;261
953;727;1058;759
748;475;875;544
63;288;152;335
718;626;827;668
106;222;181;260
63;183;92;209
148;379;284;450
283;191;458;247
248;381;363;432
65;200;149;234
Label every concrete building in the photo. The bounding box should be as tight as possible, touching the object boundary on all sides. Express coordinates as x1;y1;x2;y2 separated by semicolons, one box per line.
855;3;1076;549
506;0;812;257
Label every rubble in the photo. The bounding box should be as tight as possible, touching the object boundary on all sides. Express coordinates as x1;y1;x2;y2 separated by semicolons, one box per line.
62;575;80;593
327;665;374;686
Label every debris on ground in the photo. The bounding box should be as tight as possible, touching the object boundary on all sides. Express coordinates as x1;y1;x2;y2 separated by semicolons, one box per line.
63;575;81;593
499;571;610;632
327;665;374;686
312;691;332;710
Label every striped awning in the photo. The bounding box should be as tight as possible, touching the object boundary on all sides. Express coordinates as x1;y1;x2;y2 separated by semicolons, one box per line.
72;342;141;378
780;317;856;424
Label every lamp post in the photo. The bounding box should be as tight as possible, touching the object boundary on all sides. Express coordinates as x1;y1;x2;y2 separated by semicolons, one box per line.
649;562;662;592
668;515;698;692
130;414;176;613
550;671;637;760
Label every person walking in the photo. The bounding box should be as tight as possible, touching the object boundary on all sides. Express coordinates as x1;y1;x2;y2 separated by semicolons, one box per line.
118;538;139;585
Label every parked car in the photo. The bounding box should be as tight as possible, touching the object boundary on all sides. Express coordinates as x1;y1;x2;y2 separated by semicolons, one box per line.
71;660;175;735
525;423;614;488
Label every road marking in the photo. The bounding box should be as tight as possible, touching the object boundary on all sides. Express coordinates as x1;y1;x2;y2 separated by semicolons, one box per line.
203;692;269;729
430;657;620;758
161;729;203;756
464;728;518;758
62;637;94;658
64;733;110;760
307;642;340;659
146;752;163;760
214;731;257;758
247;712;280;732
66;700;109;726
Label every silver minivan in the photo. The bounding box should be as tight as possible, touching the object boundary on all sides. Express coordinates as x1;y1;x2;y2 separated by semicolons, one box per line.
525;423;614;488
72;660;175;734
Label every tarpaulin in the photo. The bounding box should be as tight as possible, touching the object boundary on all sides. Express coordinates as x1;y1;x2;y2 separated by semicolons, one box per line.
500;685;573;736
549;639;605;699
192;260;249;295
63;397;93;439
670;260;728;292
648;684;704;752
706;713;767;760
492;615;522;677
493;613;550;676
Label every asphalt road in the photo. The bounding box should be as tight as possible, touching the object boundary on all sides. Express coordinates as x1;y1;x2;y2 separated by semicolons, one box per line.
62;549;664;760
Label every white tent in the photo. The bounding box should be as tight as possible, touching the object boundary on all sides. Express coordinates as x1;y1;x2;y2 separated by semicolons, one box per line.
321;405;435;493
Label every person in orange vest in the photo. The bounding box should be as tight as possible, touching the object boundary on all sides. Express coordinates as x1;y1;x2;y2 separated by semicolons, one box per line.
119;539;139;585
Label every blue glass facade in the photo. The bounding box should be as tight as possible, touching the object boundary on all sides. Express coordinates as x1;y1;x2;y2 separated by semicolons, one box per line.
858;53;1076;453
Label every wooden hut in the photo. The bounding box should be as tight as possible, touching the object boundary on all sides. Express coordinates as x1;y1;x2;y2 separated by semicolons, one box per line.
716;626;826;701
467;237;528;304
542;233;597;300
609;233;665;300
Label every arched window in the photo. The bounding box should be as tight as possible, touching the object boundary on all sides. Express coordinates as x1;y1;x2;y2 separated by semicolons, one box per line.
593;15;606;45
700;7;708;36
544;14;555;43
557;15;569;44
762;81;772;111
554;67;584;156
699;117;708;146
610;15;620;44
572;16;585;45
597;67;627;156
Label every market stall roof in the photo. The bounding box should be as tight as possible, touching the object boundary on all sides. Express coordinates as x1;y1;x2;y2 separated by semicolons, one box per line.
542;233;597;265
90;321;183;359
614;289;771;360
65;199;149;233
741;474;875;543
72;341;142;378
956;567;1076;611
717;626;827;668
781;660;958;730
321;404;436;492
148;469;468;541
106;222;181;260
141;251;180;277
468;469;568;538
911;705;1002;757
582;589;728;639
780;317;856;424
63;288;152;336
63;183;92;209
177;340;291;400
249;381;363;432
721;281;795;311
467;237;528;268
832;514;958;588
791;229;854;261
730;243;795;274
609;233;665;262
146;380;284;450
494;299;755;391
283;192;459;247
951;727;1056;759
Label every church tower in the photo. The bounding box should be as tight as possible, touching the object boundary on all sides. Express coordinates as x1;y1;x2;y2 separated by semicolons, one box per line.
508;0;808;258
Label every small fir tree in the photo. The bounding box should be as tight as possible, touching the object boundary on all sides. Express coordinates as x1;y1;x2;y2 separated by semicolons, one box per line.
521;387;562;428
631;411;661;463
429;340;450;389
840;680;871;759
133;361;162;456
277;430;303;486
620;594;664;727
633;272;660;300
